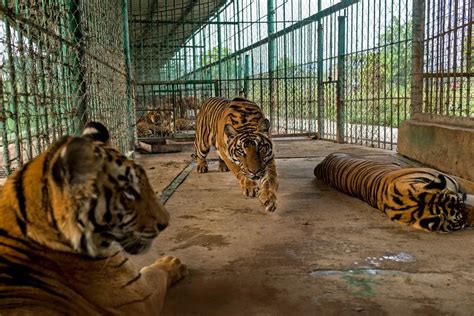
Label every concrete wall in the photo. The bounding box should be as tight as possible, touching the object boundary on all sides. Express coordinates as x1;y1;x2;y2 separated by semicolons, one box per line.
398;119;474;182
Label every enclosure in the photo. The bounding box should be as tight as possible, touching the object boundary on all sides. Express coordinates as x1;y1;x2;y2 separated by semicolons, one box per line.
0;0;473;314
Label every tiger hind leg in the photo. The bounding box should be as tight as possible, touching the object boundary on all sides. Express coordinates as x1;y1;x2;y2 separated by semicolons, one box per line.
218;158;230;172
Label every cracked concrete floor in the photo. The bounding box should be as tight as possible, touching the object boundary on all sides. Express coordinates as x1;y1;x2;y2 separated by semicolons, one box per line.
132;139;474;316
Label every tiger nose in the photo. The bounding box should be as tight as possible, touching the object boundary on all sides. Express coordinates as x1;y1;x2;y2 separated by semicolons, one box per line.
157;223;168;231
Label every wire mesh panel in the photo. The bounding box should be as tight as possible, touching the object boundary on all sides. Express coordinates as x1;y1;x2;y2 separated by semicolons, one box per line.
422;0;473;118
0;0;133;176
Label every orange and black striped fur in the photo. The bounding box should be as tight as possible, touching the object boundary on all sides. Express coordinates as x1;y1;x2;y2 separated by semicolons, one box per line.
314;152;472;232
0;122;187;314
194;97;278;212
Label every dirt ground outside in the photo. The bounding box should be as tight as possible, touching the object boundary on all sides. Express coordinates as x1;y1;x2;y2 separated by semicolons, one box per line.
134;138;474;315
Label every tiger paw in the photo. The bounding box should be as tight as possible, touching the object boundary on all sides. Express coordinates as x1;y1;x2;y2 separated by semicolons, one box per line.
218;160;230;172
242;186;259;197
240;178;259;197
153;256;188;286
259;191;277;212
197;162;208;173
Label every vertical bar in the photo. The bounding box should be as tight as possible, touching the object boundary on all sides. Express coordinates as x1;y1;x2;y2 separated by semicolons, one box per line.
15;0;33;160
3;0;22;167
411;0;425;116
267;0;276;129
69;0;87;132
336;16;346;143
0;77;10;175
317;23;324;138
122;0;135;151
244;54;250;98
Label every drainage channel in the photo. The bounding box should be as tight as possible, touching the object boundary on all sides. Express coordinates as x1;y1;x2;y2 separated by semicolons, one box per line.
160;161;196;205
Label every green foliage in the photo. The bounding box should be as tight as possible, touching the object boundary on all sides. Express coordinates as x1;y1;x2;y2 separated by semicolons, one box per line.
198;47;241;80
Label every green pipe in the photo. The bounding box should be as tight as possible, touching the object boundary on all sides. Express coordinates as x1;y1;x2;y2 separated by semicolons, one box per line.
122;0;135;151
217;14;223;86
69;0;87;133
410;0;425;116
14;0;33;160
317;22;324;138
3;0;22;167
244;54;250;97
59;0;72;135
268;0;276;126
337;16;346;143
0;74;10;175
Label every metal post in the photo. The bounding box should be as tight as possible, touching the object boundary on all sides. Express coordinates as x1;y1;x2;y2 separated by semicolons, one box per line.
317;23;324;138
122;0;135;151
267;0;276;128
411;0;425;117
69;0;87;132
217;14;223;94
244;54;250;98
3;0;22;166
336;16;346;143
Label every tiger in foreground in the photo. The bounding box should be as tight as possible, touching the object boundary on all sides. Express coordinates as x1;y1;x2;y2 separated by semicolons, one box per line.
194;97;278;212
0;122;187;314
314;152;473;232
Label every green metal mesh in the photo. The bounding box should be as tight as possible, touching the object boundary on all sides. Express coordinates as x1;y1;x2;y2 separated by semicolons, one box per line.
0;0;134;176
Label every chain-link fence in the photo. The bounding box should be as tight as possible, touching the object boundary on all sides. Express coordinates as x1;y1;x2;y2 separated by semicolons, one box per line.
0;0;134;176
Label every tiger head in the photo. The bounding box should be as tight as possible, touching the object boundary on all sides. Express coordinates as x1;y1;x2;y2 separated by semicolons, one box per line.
4;122;169;257
395;172;467;231
224;119;274;181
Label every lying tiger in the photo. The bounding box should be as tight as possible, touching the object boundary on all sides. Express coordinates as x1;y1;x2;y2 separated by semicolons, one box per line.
136;110;174;137
314;152;473;232
194;97;278;212
0;122;187;314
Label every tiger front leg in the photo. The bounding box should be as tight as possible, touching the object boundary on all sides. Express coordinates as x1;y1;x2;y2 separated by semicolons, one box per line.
258;162;278;212
238;174;259;197
139;256;188;300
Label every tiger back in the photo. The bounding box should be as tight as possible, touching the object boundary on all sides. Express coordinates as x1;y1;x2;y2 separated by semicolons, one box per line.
0;122;187;314
194;97;278;212
314;152;471;232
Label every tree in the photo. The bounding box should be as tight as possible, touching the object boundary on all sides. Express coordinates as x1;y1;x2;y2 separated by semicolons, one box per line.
199;47;241;80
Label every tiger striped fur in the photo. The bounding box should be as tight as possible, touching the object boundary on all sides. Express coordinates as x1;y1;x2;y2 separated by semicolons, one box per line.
314;152;471;232
0;122;187;314
194;97;278;212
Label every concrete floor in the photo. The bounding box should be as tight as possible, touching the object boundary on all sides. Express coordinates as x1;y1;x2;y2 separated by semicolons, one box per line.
132;139;474;316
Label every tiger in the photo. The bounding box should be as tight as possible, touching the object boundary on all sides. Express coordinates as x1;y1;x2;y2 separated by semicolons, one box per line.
136;110;174;137
136;121;173;137
314;152;474;232
137;110;162;125
193;97;278;212
0;121;187;314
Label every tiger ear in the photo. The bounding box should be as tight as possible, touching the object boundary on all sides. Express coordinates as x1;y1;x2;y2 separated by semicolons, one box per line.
81;121;111;145
224;124;238;139
424;174;447;190
52;138;102;187
259;119;270;134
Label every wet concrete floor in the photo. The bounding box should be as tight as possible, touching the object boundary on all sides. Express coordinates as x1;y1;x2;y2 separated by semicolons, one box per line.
133;139;474;316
